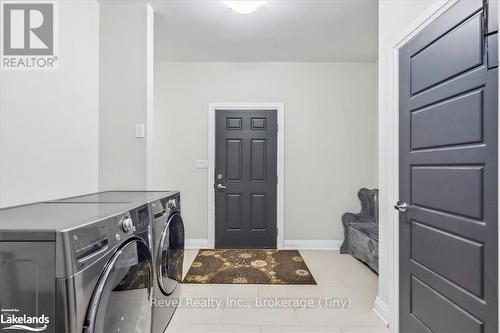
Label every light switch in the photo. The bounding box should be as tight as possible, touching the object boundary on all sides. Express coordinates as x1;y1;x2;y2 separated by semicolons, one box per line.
136;124;145;138
196;160;208;169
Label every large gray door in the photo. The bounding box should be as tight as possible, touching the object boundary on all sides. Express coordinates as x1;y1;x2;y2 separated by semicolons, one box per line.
215;110;277;248
399;1;498;332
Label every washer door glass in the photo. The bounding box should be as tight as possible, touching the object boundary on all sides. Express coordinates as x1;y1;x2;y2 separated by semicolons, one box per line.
85;239;153;333
157;212;185;295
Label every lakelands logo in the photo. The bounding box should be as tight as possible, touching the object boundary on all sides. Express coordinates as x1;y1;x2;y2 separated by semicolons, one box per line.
0;1;59;70
0;309;49;332
0;314;49;331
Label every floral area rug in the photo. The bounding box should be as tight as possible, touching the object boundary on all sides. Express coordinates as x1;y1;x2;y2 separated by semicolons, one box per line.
182;249;316;285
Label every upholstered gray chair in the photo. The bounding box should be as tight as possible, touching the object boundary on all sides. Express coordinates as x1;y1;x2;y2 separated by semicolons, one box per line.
340;188;379;273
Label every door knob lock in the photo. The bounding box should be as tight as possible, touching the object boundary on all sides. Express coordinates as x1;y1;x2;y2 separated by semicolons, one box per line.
216;184;227;190
394;201;408;213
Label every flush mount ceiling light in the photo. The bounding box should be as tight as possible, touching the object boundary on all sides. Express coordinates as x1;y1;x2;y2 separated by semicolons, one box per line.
223;1;266;15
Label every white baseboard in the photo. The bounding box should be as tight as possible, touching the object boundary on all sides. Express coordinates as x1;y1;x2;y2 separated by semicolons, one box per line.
185;239;209;249
373;296;390;328
187;239;342;250
283;239;343;250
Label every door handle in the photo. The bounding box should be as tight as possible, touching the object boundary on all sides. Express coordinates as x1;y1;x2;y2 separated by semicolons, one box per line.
216;184;227;190
394;201;408;213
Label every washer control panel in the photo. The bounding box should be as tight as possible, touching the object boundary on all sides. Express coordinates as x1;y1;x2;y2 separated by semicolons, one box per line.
133;204;150;232
69;204;150;272
120;216;135;233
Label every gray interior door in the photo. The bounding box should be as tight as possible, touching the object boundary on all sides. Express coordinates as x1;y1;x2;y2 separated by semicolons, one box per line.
399;1;498;332
215;110;277;248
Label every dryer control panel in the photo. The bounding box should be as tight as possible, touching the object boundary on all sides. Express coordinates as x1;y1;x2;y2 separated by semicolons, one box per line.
151;193;181;226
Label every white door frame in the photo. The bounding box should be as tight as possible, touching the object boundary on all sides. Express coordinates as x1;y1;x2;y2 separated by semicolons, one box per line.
207;103;285;249
386;1;459;330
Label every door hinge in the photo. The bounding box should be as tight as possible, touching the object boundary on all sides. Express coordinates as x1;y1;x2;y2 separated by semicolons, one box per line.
483;0;499;69
483;0;498;36
483;0;488;58
483;0;489;31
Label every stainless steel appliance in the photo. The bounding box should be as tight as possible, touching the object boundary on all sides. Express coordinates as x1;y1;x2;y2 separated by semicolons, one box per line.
49;191;185;332
0;202;154;333
148;193;184;333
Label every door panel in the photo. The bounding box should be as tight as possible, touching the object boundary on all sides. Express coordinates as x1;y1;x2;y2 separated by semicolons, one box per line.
251;139;267;181
226;194;243;230
411;221;484;297
226;139;242;181
399;1;498;332
410;89;484;150
215;110;277;248
411;276;484;333
251;118;267;129
227;117;242;129
410;12;483;95
250;194;266;230
411;166;483;219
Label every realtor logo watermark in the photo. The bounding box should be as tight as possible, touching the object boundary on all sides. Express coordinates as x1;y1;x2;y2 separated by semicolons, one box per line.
1;1;59;70
1;308;49;331
152;297;352;310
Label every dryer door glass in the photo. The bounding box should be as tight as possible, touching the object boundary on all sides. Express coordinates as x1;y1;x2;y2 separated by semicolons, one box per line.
85;239;153;333
157;212;185;295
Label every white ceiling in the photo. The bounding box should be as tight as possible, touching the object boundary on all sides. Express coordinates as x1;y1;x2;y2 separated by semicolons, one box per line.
151;0;378;62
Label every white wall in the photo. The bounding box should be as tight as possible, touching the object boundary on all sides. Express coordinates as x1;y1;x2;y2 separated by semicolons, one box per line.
0;1;100;207
99;2;151;191
153;62;377;242
377;0;440;324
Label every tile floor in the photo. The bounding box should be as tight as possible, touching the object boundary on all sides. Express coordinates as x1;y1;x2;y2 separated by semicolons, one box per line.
165;250;389;333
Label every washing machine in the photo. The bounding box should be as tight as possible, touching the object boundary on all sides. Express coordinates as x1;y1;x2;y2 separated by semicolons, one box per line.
0;202;154;333
49;191;185;332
